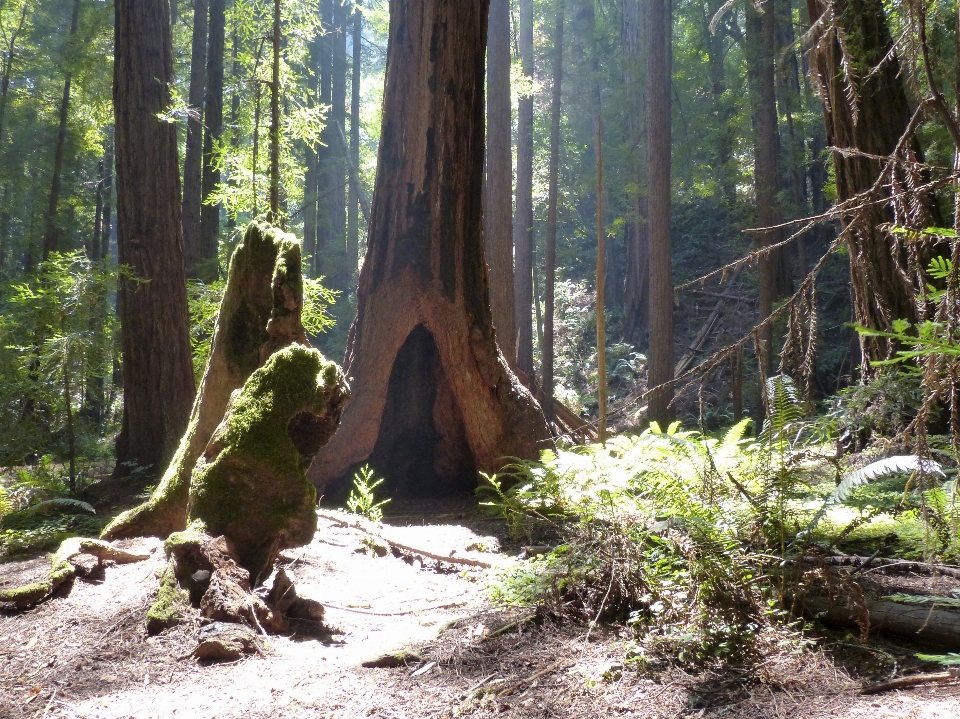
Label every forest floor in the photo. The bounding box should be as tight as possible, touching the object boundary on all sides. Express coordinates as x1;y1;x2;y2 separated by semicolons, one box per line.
2;497;960;719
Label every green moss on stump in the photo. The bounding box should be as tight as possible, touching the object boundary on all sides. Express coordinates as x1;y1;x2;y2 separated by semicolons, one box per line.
186;345;349;583
147;562;189;634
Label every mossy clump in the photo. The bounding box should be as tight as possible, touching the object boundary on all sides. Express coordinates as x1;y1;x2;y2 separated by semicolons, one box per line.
147;562;189;634
102;221;308;541
186;344;349;583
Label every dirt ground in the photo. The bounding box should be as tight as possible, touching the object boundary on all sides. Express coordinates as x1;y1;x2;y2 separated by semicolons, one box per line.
2;498;960;719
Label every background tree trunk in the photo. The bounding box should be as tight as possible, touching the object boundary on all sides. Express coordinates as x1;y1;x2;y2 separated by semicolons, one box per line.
332;0;348;286
485;0;516;365
308;0;551;498
621;0;648;346
113;0;196;478
348;0;362;284
646;0;674;426
41;0;80;262
514;0;535;377
182;0;208;276
543;3;564;429
269;0;280;219
199;0;225;279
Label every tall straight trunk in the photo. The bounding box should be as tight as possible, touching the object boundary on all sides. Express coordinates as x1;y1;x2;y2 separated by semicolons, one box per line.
622;0;648;346
595;113;607;444
0;1;28;146
315;0;333;277
348;0;362;281
543;3;564;429
182;0;209;276
269;0;280;219
303;147;318;271
308;0;550;496
514;0;535;377
703;0;735;204
41;0;81;262
745;1;781;379
100;127;113;260
0;186;9;272
199;0;226;279
485;0;516;364
805;0;933;366
331;0;348;286
646;0;673;426
113;0;197;477
92;158;104;259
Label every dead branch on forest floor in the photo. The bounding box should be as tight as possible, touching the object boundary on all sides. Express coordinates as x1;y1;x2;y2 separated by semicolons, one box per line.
315;510;501;569
860;669;960;695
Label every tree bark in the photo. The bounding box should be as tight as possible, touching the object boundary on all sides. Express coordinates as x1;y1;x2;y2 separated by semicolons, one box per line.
332;0;348;285
269;0;280;220
348;0;362;282
307;0;551;497
41;0;81;262
621;0;649;347
646;0;674;426
100;127;113;260
182;0;209;277
543;3;564;429
745;1;781;380
113;0;196;478
514;0;535;377
485;0;516;365
199;0;225;279
805;0;934;366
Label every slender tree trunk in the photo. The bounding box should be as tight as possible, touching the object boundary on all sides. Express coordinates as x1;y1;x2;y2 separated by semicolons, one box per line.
315;0;333;277
41;0;80;262
92;158;104;260
0;1;28;147
485;0;516;364
646;0;674;426
622;0;649;347
182;0;209;276
269;0;280;219
348;0;362;282
543;3;564;429
514;0;535;377
100;128;113;260
596;112;607;444
745;0;781;379
199;0;225;279
805;0;935;366
113;0;197;478
308;0;550;496
332;0;348;286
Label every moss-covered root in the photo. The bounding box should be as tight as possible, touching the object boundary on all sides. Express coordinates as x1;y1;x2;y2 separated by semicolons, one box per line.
187;345;349;582
146;560;190;635
0;537;151;610
101;222;309;541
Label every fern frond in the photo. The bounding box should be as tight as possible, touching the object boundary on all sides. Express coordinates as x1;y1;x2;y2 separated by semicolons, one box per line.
917;653;960;665
19;498;96;516
803;455;945;535
721;418;752;448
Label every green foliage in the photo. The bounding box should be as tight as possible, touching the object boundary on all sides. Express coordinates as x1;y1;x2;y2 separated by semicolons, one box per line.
346;464;390;523
917;652;960;666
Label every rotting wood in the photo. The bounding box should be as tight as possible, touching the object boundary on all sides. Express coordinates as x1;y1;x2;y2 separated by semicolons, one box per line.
860;669;960;695
799;555;960;579
674;265;744;377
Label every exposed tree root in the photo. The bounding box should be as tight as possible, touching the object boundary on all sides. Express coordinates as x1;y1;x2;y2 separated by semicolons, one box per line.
0;538;152;609
860;669;960;695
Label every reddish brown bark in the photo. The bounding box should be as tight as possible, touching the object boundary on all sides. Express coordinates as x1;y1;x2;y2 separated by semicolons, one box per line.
308;0;551;496
113;0;196;477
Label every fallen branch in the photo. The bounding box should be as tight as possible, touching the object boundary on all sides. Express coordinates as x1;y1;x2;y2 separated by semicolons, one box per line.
799;555;960;579
493;659;571;697
860;669;960;695
316;510;498;569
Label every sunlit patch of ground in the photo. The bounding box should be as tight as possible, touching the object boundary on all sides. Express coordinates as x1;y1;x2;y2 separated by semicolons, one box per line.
0;501;959;718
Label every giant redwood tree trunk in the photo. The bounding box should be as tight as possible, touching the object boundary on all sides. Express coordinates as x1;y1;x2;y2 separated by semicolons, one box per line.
806;0;937;366
308;0;551;497
113;0;196;478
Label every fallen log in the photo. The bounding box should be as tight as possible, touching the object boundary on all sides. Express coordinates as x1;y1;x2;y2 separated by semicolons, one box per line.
798;555;960;580
800;595;960;649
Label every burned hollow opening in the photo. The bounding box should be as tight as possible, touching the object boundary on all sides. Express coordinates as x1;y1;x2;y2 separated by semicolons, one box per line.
359;324;476;499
